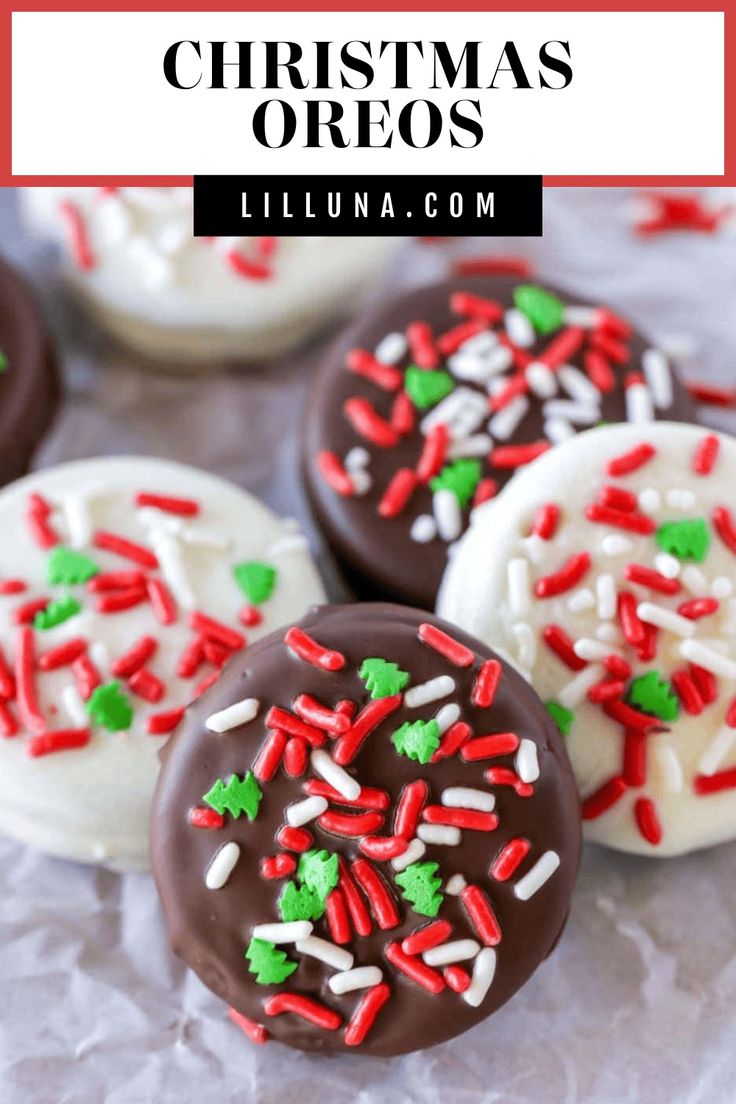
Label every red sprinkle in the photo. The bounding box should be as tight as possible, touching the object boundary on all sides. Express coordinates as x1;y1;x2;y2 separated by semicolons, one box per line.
284;626;345;672
176;636;205;679
473;478;497;507
351;859;399;929
95;586;148;613
338;857;373;936
0;646;15;700
694;768;736;795
713;506;736;554
623;564;681;595
304;780;390;811
430;720;471;762
93;530;158;569
190;806;225;830
692;434;720;475
253;729;288;782
678;597;719;621
402;919;453;956
15;628;45;734
490;838;531;881
418;622;475;667
0;579;27;595
391;391;415;435
261;853;297;880
460;884;502;946
359;835;408;861
283;736;309;777
618;591;646;646
393;779;429;840
37;638;87;670
603;699;658;732
318;810;384;837
471;659;502;708
59;200;95;270
606;443;656;477
333;695;402;765
190;612;245;652
13;597;49;626
444;965;471;993
534;552;591;598
325;887;351;944
416;424;449;484
265;706;326;747
671;670;704;715
239;605;262;628
452;255;533;278
378;469;418;518
135;492;200;516
73;654;101;700
436;319;487;356
583;350;615;392
581;775;627;820
622;730;646;786
585;503;656;535
128;667;164;704
422;806;499;832
346;348;402;392
88;570;145;593
599;485;638;512
687;382;736;407
263;993;341;1031
491;441;550;469
316;451;354;496
27;493;59;549
147;707;185;735
111;636;158;678
277;825;313;853
605;654;632;679
385;941;445;994
450;291;503;325
591;331;629;365
531;503;560;540
344;983;391;1047
0;703;18;737
542;624;587;671
484;767;533;797
224;249;271;281
488;374;528;412
344;397;399;448
406;320;439;368
27;727;91;757
689;663;718;705
635;797;662;845
587;678;626;704
539;326;584;370
461;732;519;761
293;694;351;736
228;1008;269;1045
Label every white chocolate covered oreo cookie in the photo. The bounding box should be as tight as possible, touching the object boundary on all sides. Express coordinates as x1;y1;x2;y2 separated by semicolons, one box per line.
0;456;324;868
21;188;399;366
439;422;736;856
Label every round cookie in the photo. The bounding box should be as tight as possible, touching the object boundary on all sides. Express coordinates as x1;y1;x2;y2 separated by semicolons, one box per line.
151;603;580;1056
304;275;696;610
439;422;736;857
0;456;325;868
0;254;60;484
20;188;399;366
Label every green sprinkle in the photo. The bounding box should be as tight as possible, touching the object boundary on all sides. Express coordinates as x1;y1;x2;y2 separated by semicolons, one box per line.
34;595;81;631
86;680;134;732
278;881;325;922
404;366;455;410
430;458;482;508
513;284;565;335
628;671;679;722
392;718;440;764
655;518;710;563
47;547;99;586
233;561;277;605
546;700;574;736
0;350;7;372
245;938;297;985
359;657;410;699
203;771;262;820
394;861;444;918
298;849;339;901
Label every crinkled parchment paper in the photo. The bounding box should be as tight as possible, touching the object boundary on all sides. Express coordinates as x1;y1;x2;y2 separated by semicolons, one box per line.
1;188;735;1104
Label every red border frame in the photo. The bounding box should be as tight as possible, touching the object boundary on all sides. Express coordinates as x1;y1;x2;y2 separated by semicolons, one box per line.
1;1;733;187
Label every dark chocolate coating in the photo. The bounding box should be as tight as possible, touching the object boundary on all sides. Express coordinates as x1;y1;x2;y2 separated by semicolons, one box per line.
0;255;60;484
151;604;581;1057
303;276;696;609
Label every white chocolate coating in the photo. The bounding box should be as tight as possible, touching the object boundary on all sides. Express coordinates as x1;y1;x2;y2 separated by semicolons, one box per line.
439;422;736;856
20;188;399;365
0;456;325;868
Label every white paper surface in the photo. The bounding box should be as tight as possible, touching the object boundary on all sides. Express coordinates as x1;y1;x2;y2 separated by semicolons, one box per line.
1;188;735;1104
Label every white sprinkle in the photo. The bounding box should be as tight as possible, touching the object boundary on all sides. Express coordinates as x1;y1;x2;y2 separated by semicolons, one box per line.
656;744;684;793
265;531;310;559
444;873;467;896
681;565;708;596
488;396;529;441
310;749;361;800
642;348;673;409
62;684;88;727
542;399;600;426
349;468;372;496
418;824;462;846
374;331;407;365
448;433;492;459
136;508;182;534
574;638;615;662
596;574;617;621
458;330;497;356
626;380;654;423
344;446;370;470
521;534;548;565
558;364;602;405
286;796;328;827
329;966;383;995
410;514;437;543
424;939;480;967
654;553;681;580
666;488;696;511
449;345;512;385
638;487;661;514
442;787;496;812
516;739;540;783
504;308;535;347
62;495;93;549
462;947;497;1007
514;851;561;900
512;622;536;670
596;622;622;644
567;587;595;613
206;697;259;734
698;726;736;776
205;842;240;890
435;702;461;734
713;576;733;599
95;194;131;245
295;936;354;973
559;665;604;708
422;387;488;439
507;558;531;617
637;602;696;638
526;362;557;399
149;528;196;608
89;641;110;673
391;838;426;871
544;417;575;444
563;305;599;328
434;489;462;542
601;534;633;557
180;525;231;551
405;675;456;708
657;332;697;360
252;921;312;943
680;640;736;680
